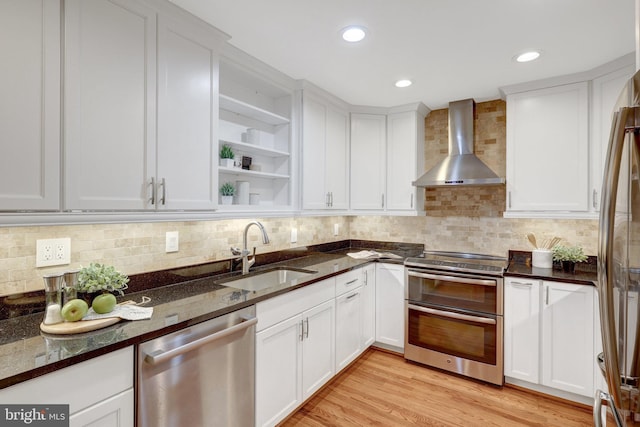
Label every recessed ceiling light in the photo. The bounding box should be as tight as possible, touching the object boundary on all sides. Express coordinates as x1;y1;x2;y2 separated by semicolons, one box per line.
515;51;541;63
341;26;366;43
395;79;412;88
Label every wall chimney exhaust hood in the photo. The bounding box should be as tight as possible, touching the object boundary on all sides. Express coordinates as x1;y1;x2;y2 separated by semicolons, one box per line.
412;99;505;187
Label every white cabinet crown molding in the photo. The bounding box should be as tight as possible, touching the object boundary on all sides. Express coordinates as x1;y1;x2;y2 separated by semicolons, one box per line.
500;52;634;97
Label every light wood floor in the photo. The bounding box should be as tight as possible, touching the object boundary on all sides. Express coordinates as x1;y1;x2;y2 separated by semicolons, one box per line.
281;348;593;426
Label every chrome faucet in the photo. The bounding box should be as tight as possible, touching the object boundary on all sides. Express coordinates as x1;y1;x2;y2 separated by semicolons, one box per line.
232;221;270;274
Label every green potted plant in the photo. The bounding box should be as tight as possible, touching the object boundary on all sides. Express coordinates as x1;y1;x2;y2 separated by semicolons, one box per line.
220;182;235;205
77;263;129;314
219;144;235;168
551;245;588;273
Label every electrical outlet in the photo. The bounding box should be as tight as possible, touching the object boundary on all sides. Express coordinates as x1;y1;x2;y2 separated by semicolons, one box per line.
334;224;339;236
36;238;70;267
290;228;297;243
166;231;179;253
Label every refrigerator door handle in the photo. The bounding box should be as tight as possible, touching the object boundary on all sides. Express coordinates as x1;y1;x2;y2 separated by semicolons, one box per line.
599;106;632;412
593;389;625;427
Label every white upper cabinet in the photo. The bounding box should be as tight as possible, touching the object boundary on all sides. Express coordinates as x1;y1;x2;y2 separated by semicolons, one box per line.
301;86;349;210
350;104;429;214
156;13;223;210
64;0;156;210
505;82;589;215
590;61;635;212
0;0;60;210
217;56;293;211
65;0;225;211
350;113;387;210
386;108;428;213
501;54;634;219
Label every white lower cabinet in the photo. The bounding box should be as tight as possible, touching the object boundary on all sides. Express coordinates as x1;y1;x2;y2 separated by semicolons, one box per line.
375;263;405;351
69;389;134;427
255;265;377;427
504;277;596;400
361;263;376;348
255;278;335;427
335;285;363;371
541;280;595;396
0;347;133;426
504;278;540;383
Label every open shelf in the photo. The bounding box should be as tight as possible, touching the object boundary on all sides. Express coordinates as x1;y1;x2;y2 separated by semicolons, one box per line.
219;166;289;180
219;139;289;158
220;94;290;126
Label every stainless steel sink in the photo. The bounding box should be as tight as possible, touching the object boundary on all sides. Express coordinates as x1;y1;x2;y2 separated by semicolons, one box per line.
223;267;316;291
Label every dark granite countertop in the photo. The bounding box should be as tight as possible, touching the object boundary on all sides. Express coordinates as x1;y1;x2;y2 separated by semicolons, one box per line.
0;240;422;389
505;250;598;286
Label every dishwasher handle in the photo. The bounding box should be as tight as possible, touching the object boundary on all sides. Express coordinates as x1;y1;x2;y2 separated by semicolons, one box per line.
144;314;257;366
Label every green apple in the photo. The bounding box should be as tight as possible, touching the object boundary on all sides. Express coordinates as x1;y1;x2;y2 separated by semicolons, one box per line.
92;293;117;314
61;299;88;322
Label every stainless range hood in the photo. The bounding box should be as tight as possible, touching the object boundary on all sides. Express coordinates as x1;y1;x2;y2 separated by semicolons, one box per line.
413;99;505;187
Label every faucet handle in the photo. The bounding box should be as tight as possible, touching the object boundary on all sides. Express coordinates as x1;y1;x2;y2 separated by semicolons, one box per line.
230;246;242;256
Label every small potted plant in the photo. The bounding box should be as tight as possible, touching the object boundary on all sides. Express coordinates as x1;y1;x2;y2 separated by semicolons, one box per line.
220;182;235;205
551;245;588;274
219;144;235;168
77;263;129;314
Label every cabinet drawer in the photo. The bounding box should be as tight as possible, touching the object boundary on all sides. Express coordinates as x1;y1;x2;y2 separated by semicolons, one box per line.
256;278;335;331
335;269;362;296
0;347;133;414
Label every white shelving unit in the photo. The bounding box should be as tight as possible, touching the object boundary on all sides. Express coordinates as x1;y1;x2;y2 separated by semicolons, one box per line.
217;57;294;211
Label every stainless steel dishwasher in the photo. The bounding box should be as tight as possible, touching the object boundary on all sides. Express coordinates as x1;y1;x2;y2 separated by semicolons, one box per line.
137;305;257;427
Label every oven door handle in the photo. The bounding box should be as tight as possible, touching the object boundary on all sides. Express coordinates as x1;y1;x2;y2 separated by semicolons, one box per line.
408;304;496;325
407;270;496;287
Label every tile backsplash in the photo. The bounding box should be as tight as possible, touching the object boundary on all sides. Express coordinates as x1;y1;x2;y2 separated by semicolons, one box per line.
0;216;349;296
0;214;597;296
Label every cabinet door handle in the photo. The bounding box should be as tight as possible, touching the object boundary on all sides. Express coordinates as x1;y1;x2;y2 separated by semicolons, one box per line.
410;194;413;209
346;292;358;300
330;192;333;207
364;270;368;285
545;286;549;305
149;177;156;205
299;319;304;341
381;194;385;208
508;191;512;209
326;192;330;207
159;178;166;205
510;281;532;287
593;189;598;209
304;318;309;338
345;278;358;286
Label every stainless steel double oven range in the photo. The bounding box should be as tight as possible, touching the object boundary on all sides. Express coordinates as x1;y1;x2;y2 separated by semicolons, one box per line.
404;251;508;386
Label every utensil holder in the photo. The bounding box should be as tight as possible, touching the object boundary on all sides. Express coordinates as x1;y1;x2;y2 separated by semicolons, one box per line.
532;249;553;268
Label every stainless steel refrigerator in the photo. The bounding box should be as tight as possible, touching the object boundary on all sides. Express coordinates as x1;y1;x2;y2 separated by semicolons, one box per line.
596;70;640;426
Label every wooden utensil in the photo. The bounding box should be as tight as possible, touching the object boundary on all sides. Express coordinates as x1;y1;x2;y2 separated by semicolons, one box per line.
526;233;538;249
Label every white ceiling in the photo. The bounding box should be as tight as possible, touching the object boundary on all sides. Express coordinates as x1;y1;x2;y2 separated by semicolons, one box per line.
169;0;636;110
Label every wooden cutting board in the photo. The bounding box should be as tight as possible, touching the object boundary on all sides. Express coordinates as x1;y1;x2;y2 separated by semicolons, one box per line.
40;317;120;335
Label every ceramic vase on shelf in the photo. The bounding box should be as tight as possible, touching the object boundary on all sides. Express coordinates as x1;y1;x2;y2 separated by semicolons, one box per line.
219;158;234;168
236;181;250;205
